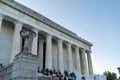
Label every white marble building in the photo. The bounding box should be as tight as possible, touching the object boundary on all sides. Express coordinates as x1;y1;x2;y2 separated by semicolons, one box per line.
0;0;106;80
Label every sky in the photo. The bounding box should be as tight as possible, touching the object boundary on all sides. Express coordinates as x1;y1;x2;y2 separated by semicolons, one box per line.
15;0;120;76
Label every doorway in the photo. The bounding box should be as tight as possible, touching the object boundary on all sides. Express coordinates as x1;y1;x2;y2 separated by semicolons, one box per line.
43;42;46;69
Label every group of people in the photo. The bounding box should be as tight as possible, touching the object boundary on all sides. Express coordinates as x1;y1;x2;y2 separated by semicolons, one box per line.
38;68;76;80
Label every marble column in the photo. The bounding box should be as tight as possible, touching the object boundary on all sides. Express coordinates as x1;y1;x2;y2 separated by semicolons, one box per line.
0;13;4;32
75;46;81;74
81;48;88;75
32;29;38;55
58;39;64;73
45;34;52;69
87;50;93;75
67;43;73;73
10;21;23;63
38;37;44;70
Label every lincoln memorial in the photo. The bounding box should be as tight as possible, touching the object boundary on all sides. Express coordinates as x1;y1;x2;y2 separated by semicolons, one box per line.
0;0;106;80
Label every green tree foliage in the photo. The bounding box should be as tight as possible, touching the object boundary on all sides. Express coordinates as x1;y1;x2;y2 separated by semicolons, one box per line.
103;71;117;80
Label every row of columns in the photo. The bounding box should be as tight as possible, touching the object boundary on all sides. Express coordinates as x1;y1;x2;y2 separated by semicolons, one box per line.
0;13;93;75
44;34;93;75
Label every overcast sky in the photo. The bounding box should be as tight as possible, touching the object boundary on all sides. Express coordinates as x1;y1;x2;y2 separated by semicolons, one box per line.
16;0;120;76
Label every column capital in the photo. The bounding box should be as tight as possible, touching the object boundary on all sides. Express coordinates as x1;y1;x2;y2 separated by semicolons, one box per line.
80;48;86;52
31;28;39;34
58;38;62;41
39;36;44;41
67;42;72;47
0;13;4;19
46;34;52;38
75;45;79;49
14;21;23;26
58;38;63;43
86;50;92;54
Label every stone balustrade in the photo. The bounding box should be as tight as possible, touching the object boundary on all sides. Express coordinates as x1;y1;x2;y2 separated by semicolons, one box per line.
0;63;13;80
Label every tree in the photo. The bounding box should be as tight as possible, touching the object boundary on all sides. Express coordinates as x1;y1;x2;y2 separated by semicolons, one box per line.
103;71;117;80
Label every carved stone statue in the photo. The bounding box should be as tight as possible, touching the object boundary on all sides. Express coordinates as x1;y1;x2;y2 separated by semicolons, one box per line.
20;29;36;54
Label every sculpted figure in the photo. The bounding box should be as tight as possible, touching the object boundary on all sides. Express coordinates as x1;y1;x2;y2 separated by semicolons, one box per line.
20;29;36;53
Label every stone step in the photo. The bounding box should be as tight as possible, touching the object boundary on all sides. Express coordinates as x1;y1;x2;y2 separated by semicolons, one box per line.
38;77;59;80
